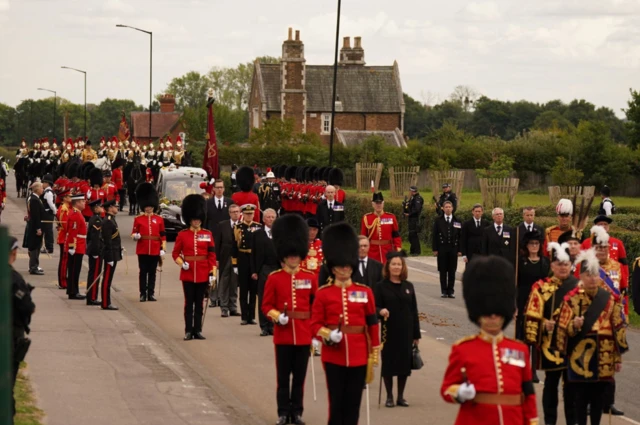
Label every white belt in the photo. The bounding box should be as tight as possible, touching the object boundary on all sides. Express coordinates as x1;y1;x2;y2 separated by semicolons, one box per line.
77;235;87;239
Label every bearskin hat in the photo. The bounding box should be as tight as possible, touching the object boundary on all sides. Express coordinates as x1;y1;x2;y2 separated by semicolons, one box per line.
322;222;359;273
111;155;126;169
278;164;288;179
82;162;96;180
296;166;306;183
328;168;344;186
322;167;331;183
135;182;159;210
315;167;324;182
89;168;103;187
236;166;254;192
272;214;309;261
462;256;516;329
285;166;297;181
305;166;317;182
67;162;80;179
181;194;206;225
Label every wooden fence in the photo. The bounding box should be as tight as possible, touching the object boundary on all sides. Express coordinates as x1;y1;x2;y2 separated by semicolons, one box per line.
389;166;420;198
548;186;596;206
355;163;383;192
429;170;465;200
478;178;520;209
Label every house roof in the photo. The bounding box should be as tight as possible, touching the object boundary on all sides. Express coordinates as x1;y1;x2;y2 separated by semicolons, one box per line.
256;62;404;113
131;112;181;138
335;128;407;148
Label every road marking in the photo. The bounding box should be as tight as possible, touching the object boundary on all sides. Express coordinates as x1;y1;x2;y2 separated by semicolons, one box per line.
620;417;640;425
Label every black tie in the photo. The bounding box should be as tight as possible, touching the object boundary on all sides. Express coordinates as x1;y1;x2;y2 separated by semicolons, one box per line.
497;225;502;234
360;260;366;276
528;225;532;232
218;200;222;211
446;217;450;224
329;202;333;209
476;220;480;228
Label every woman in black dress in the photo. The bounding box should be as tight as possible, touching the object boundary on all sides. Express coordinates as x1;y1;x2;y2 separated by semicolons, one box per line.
374;251;421;408
516;230;549;382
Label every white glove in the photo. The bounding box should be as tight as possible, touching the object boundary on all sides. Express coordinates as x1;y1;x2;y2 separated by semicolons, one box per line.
456;383;476;402
209;275;215;284
68;248;76;256
182;261;190;270
329;329;343;344
107;261;114;267
133;233;141;241
92;255;99;259
278;314;289;325
160;249;165;257
312;339;321;350
233;267;238;275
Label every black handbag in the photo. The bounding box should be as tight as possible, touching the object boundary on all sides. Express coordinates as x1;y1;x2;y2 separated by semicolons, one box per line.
411;344;423;370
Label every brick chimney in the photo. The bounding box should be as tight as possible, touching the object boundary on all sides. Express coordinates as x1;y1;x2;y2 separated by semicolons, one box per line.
339;36;365;66
159;94;176;113
281;28;307;133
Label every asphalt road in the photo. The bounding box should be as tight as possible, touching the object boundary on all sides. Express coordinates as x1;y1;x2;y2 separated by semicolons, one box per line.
6;173;640;425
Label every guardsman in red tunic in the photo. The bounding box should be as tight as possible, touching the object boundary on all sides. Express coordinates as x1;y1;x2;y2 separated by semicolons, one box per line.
231;166;261;222
84;169;106;220
111;157;126;211
56;190;72;289
262;215;318;425
132;183;166;302
65;192;88;300
102;170;120;203
441;256;538;425
172;194;217;341
360;192;402;264
311;222;381;425
301;218;323;279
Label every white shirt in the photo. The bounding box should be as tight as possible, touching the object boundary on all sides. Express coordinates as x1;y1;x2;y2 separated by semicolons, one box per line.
43;188;57;215
444;214;452;223
359;257;368;276
265;226;272;239
214;196;225;209
494;223;503;234
602;199;613;216
524;222;535;232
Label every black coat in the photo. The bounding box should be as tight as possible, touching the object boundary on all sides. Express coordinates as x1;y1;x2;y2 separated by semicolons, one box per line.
101;214;122;263
11;265;35;338
460;218;490;260
86;214;104;257
214;219;236;269
205;196;232;234
375;279;421;377
353;258;384;289
481;223;516;264
26;193;45;250
432;215;461;253
316;200;345;233
517;222;544;247
253;228;278;276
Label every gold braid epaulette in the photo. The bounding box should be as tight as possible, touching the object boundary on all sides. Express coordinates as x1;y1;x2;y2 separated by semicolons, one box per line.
364;214;381;239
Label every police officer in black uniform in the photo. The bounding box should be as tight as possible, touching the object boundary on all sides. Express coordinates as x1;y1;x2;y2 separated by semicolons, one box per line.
403;186;424;255
232;204;262;325
9;236;36;421
100;199;122;310
432;201;461;298
437;183;458;215
86;200;104;306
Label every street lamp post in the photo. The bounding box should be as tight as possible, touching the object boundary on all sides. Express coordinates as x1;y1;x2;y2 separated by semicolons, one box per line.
37;88;57;140
117;24;153;142
61;66;87;140
328;0;342;166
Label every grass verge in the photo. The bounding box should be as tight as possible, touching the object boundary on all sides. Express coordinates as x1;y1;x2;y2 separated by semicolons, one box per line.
14;364;44;425
629;300;639;328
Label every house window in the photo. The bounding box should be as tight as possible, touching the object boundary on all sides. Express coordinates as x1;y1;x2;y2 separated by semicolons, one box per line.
252;107;260;128
321;113;331;135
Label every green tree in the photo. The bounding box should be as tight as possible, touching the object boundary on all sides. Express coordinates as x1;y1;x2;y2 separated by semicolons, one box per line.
163;71;211;111
551;156;583;186
470;96;511;137
563;99;596;126
507;101;542;139
624;88;640;148
0;102;16;145
533;110;574;132
89;98;142;141
403;93;429;139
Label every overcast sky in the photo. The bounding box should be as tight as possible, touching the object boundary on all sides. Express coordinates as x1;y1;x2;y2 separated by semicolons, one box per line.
1;0;639;116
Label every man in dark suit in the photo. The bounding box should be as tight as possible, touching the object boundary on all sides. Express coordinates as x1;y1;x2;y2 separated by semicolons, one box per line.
26;182;45;275
316;185;345;234
482;207;516;265
205;179;233;235
460;203;490;263
253;208;279;336
432;201;461;298
354;235;383;288
517;206;543;247
213;204;241;316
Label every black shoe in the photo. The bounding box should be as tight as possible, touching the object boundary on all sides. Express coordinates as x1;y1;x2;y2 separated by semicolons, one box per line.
102;305;119;310
87;300;101;306
193;332;206;340
249;320;258;325
184;332;193;341
140;294;147;302
276;416;288;425
221;309;229;317
441;293;448;298
29;269;45;275
385;398;395;408
396;399;409;407
291;415;305;425
68;294;86;300
604;405;624;416
147;295;157;302
260;329;270;337
230;311;241;317
241;320;248;325
448;294;455;299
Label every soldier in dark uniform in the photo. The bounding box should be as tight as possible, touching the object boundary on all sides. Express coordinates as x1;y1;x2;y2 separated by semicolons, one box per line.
437;183;458;214
432;201;461;298
233;204;262;325
100;199;122;310
258;169;282;214
85;199;104;306
403;186;424;255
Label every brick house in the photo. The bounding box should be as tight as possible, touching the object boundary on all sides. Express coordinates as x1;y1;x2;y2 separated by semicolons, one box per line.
249;28;406;147
131;94;185;144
